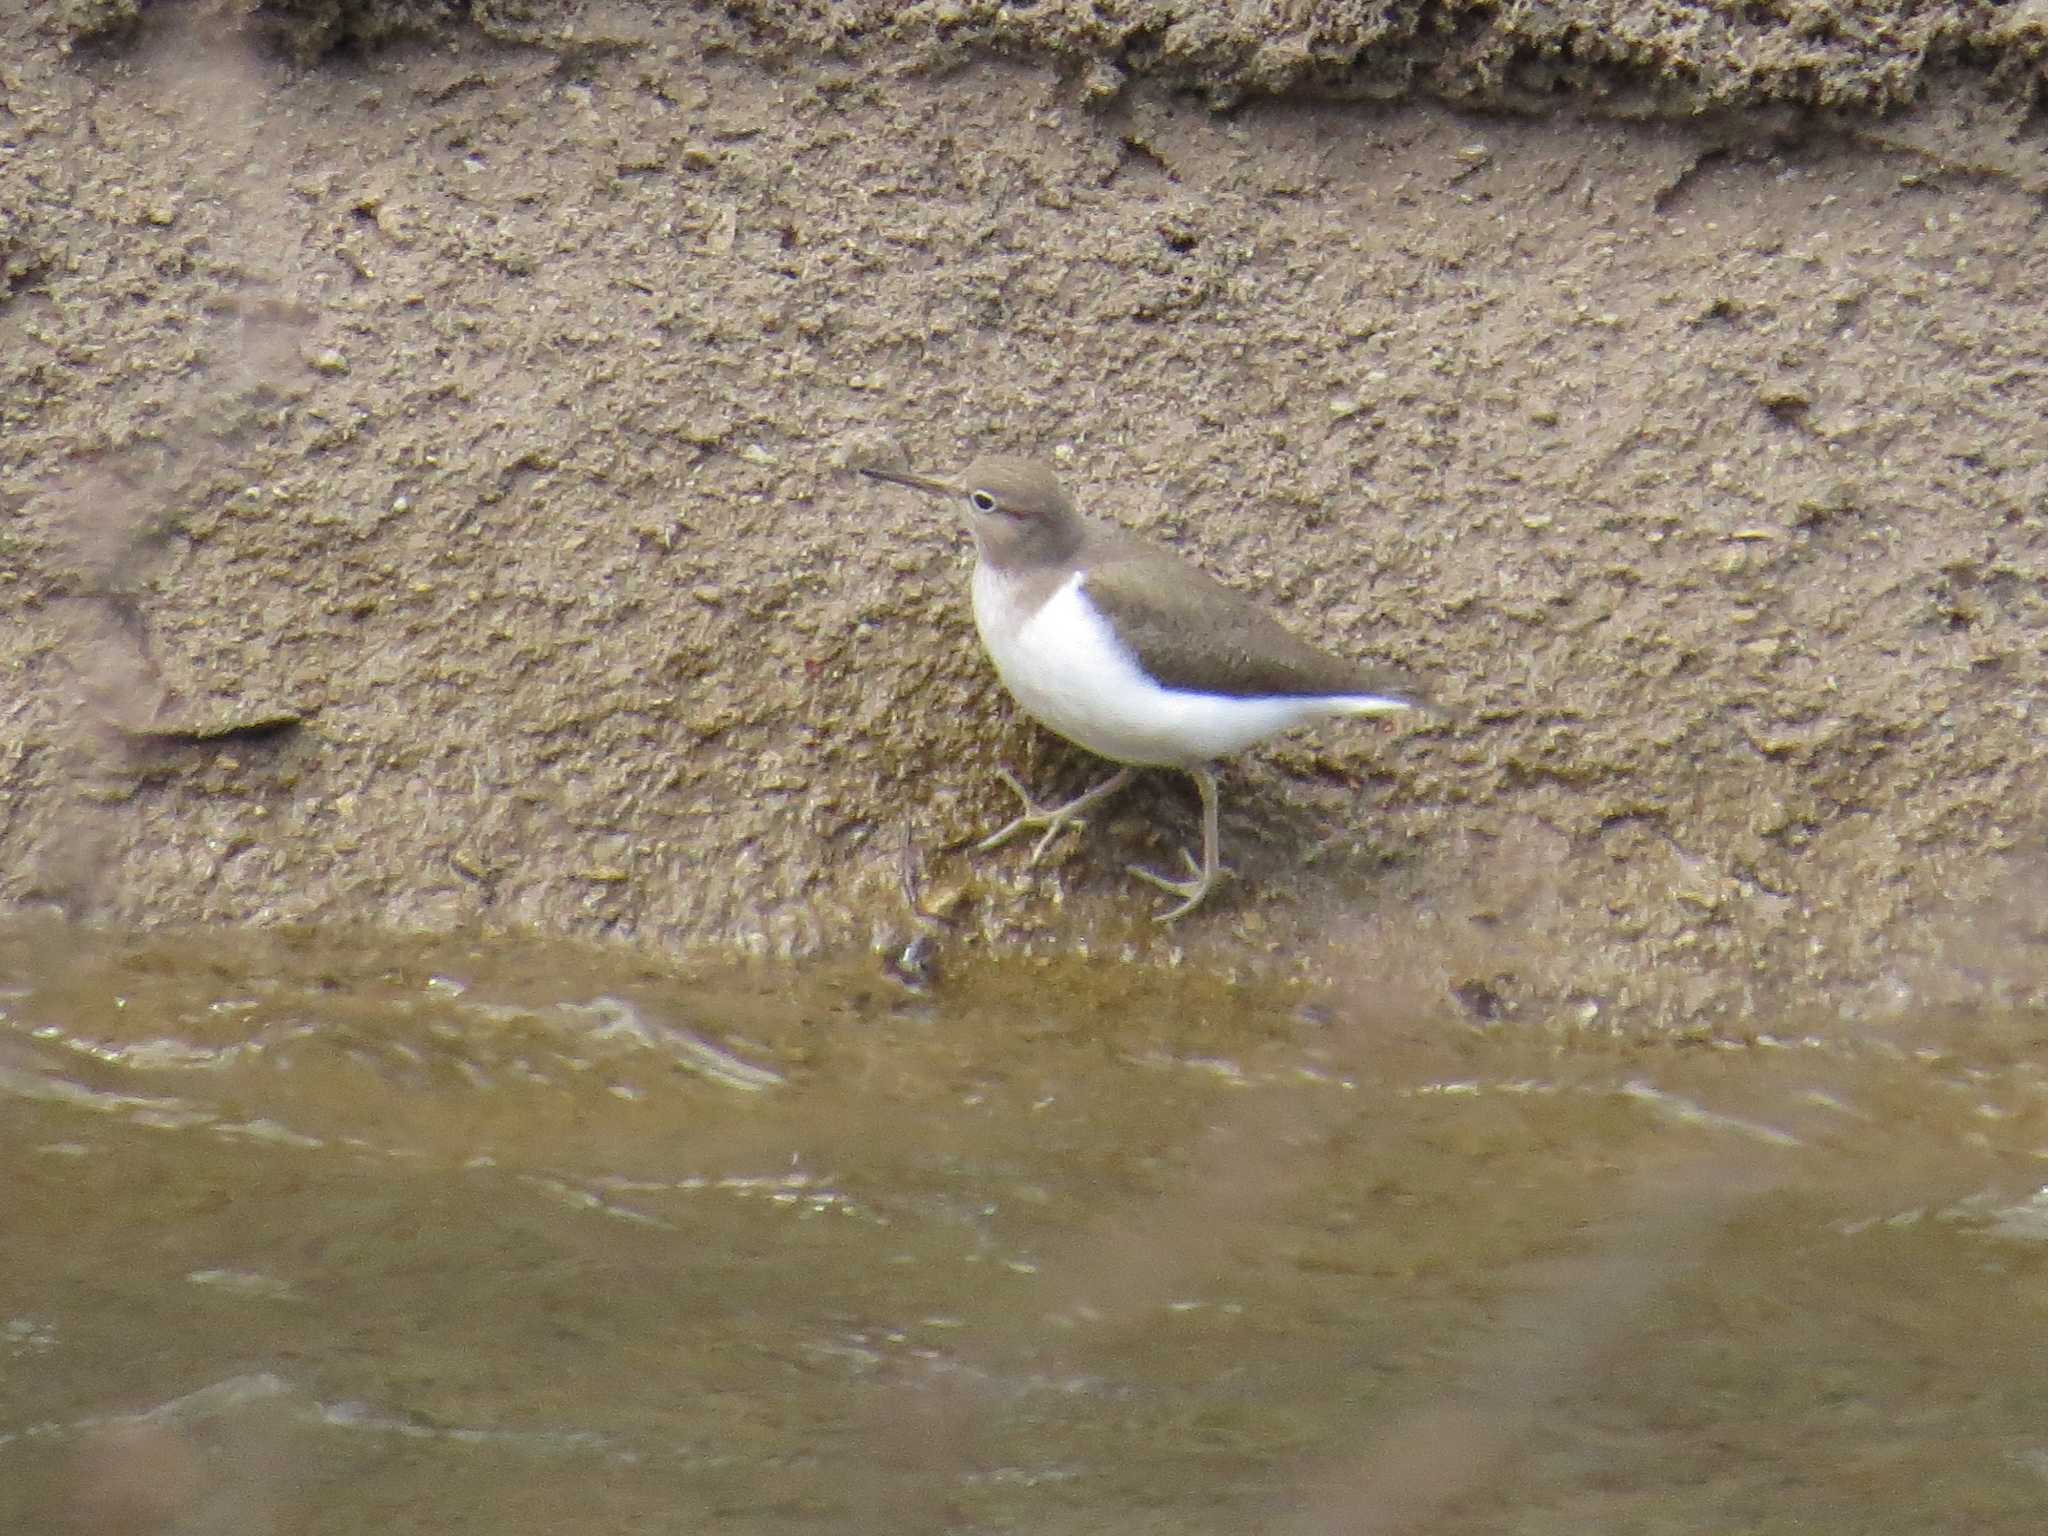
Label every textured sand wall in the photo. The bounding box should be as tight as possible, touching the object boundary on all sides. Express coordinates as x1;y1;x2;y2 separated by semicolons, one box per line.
3;2;2044;1027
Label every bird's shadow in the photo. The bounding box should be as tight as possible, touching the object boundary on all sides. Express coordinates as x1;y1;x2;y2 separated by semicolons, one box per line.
973;743;1416;904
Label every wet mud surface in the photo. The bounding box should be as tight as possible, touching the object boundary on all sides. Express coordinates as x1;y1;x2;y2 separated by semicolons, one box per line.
5;922;2048;1532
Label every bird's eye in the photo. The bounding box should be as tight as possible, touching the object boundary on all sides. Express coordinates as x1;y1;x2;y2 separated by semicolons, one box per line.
969;490;998;513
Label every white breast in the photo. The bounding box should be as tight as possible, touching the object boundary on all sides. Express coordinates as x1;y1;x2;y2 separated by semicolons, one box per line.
971;567;1408;769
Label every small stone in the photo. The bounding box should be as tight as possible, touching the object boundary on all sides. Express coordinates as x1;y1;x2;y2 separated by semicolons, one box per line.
1080;58;1127;106
1758;379;1811;412
674;415;731;447
919;880;972;921
308;348;349;375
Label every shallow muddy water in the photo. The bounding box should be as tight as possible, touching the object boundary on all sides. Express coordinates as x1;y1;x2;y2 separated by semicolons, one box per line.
3;921;2045;1533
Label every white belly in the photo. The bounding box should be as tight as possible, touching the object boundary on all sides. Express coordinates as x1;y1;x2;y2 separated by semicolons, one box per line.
970;567;1404;769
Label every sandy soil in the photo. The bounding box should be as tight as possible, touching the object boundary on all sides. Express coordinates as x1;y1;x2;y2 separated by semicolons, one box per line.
3;1;2044;1030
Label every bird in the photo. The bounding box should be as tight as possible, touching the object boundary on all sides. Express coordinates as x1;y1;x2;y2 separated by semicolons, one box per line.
862;454;1430;921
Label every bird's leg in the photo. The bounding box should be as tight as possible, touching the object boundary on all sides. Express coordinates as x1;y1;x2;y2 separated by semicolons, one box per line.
1127;766;1224;923
977;765;1136;865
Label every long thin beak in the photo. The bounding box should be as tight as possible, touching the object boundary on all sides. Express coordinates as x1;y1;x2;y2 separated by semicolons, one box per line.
860;465;959;498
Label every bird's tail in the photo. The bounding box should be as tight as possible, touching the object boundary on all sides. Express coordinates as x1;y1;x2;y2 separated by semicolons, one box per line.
1330;668;1455;719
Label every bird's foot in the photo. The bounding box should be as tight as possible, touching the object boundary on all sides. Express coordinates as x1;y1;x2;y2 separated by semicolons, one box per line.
976;766;1133;866
1127;847;1224;924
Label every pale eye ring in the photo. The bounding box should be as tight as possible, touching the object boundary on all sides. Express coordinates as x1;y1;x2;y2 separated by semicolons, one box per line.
969;490;997;513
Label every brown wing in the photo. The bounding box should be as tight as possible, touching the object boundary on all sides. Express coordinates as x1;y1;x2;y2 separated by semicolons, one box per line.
1080;538;1428;704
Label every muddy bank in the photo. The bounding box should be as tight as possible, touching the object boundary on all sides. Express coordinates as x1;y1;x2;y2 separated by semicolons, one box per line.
2;2;2044;1029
